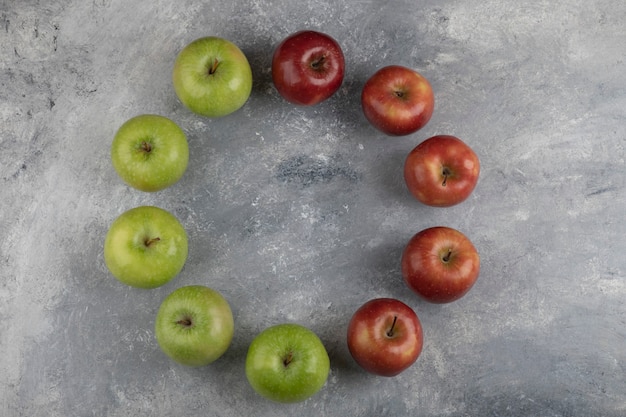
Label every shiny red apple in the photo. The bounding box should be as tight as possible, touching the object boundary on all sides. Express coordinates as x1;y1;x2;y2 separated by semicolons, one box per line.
271;30;345;105
361;65;434;136
401;226;480;303
404;135;480;207
347;298;423;377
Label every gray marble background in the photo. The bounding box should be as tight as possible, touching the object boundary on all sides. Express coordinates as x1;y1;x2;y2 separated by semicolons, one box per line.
1;0;625;416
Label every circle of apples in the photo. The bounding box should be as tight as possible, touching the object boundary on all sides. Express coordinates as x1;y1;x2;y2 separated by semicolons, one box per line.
103;29;482;400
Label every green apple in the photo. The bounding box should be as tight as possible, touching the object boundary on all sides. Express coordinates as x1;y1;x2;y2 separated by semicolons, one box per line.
245;323;330;403
111;114;189;192
155;285;234;367
103;206;188;289
172;36;253;117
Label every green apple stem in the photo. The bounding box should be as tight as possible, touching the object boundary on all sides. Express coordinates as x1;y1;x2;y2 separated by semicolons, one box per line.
387;316;398;337
283;351;294;367
144;237;161;247
177;317;193;327
140;141;152;153
208;59;220;75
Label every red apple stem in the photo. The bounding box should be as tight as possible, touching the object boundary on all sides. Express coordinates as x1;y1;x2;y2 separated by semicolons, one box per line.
311;55;326;70
442;249;452;263
441;167;450;186
387;316;398;337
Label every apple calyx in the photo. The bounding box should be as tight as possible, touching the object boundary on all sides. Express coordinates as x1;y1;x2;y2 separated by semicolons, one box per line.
386;316;398;338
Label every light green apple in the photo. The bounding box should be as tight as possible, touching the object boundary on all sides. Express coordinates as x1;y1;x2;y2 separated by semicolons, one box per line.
103;206;188;289
245;323;330;403
111;114;189;192
172;36;253;117
155;285;234;367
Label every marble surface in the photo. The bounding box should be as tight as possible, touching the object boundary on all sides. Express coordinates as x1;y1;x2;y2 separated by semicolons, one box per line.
1;0;625;415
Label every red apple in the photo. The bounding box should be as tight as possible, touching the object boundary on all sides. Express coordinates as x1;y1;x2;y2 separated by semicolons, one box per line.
361;65;434;136
347;298;423;377
271;30;345;105
401;226;480;303
404;135;480;207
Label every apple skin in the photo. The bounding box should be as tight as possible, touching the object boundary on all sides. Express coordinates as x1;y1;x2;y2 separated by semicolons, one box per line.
103;206;188;289
404;135;480;207
172;36;253;117
361;65;434;136
401;226;480;303
347;298;423;377
245;323;330;403
111;114;189;192
154;285;234;367
272;30;345;105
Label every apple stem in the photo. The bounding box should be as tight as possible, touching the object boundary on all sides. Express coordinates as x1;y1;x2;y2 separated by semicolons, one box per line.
177;317;193;327
141;141;152;153
208;58;219;75
442;249;452;263
283;351;294;367
387;316;398;337
441;167;450;186
311;55;326;70
144;237;161;247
